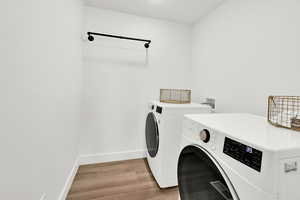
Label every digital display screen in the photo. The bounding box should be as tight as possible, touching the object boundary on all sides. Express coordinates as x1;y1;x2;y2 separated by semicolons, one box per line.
223;137;263;172
246;147;253;153
156;106;163;114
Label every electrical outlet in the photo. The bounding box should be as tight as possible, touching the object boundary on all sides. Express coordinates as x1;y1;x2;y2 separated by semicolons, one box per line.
285;162;298;173
40;194;46;200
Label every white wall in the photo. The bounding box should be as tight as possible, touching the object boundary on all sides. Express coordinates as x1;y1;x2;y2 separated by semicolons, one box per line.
192;0;300;116
80;7;192;160
0;0;82;199
5;0;300;197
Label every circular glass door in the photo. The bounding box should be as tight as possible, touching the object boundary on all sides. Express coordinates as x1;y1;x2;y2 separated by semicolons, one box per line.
145;112;159;157
178;146;237;200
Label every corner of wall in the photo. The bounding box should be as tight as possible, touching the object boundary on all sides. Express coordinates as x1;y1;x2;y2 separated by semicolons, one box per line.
58;157;80;200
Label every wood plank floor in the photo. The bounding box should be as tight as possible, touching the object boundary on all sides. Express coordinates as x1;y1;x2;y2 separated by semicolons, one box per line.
67;159;179;200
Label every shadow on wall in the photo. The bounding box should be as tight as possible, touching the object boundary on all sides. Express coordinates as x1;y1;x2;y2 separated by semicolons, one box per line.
83;37;149;67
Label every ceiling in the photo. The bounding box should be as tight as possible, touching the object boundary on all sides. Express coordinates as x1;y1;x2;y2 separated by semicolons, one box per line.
84;0;224;24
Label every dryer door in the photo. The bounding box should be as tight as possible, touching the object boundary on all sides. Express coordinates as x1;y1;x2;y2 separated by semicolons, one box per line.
145;112;159;158
178;145;239;200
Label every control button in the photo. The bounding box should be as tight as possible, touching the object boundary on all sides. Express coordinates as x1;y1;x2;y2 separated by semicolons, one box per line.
199;129;210;143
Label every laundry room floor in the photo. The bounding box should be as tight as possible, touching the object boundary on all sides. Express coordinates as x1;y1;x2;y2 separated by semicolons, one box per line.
66;159;179;200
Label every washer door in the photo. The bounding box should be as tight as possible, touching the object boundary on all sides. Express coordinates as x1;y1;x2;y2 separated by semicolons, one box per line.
178;145;238;200
145;112;159;158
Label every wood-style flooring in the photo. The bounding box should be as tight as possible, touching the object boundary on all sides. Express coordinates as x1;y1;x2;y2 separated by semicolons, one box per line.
66;159;179;200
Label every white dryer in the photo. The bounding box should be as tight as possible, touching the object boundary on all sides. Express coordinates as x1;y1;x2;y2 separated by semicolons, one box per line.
178;113;300;200
145;101;211;188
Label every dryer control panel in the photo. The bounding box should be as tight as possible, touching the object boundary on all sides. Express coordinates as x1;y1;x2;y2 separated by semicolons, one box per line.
223;137;263;172
156;106;163;114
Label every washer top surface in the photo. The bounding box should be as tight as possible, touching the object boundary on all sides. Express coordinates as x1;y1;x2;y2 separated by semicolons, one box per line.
151;100;211;109
185;113;300;152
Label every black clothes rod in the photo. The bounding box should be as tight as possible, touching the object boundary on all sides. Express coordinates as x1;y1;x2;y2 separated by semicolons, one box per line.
87;32;151;48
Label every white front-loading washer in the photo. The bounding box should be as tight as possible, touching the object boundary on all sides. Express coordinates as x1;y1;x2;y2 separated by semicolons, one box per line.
145;101;211;188
178;113;300;200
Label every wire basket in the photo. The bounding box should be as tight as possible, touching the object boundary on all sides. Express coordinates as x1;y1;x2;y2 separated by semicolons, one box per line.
160;89;191;104
268;96;300;131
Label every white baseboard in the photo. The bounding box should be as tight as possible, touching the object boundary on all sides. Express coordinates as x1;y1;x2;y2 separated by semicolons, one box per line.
78;150;146;165
58;157;79;200
57;150;146;200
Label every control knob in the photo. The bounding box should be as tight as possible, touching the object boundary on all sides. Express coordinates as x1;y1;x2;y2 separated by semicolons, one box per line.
199;129;210;143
